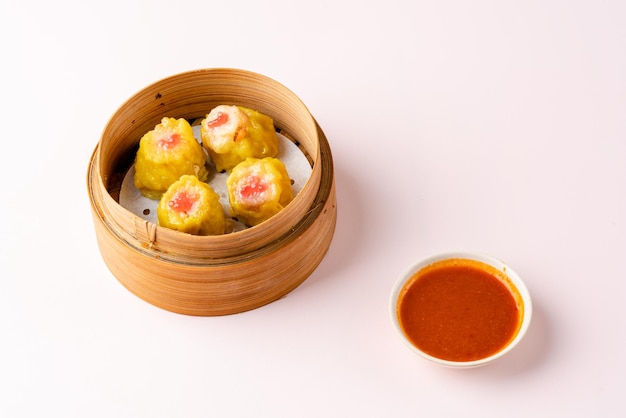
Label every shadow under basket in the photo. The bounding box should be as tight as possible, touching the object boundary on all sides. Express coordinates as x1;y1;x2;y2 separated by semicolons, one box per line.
87;68;337;316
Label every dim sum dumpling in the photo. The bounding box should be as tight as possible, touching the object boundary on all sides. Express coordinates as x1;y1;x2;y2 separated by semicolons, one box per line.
157;175;226;236
226;157;293;226
201;105;278;172
134;117;208;199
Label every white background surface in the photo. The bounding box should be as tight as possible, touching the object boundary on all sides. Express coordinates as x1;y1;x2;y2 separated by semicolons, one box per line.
1;0;624;416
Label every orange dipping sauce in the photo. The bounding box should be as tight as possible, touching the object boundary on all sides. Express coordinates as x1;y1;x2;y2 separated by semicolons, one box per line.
397;258;523;362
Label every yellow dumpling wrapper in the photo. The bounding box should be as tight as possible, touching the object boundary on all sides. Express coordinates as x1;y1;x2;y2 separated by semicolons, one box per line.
134;117;208;199
201;105;278;172
157;175;226;236
227;157;293;226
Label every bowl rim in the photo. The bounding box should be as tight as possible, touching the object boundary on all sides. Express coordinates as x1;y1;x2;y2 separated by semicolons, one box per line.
389;251;532;368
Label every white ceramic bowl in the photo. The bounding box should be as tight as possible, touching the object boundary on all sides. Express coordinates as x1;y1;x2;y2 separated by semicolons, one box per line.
390;252;532;368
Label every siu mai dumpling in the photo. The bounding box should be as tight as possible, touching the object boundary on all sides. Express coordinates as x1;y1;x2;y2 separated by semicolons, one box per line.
200;105;278;172
157;175;226;236
134;117;208;199
226;157;293;226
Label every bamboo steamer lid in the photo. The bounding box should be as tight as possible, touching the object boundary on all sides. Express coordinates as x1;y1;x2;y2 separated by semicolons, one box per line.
87;69;336;316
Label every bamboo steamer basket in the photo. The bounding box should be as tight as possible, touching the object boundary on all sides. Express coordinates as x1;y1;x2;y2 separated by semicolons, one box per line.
87;68;336;316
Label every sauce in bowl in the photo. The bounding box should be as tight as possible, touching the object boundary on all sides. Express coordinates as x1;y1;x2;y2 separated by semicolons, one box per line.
396;257;524;363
